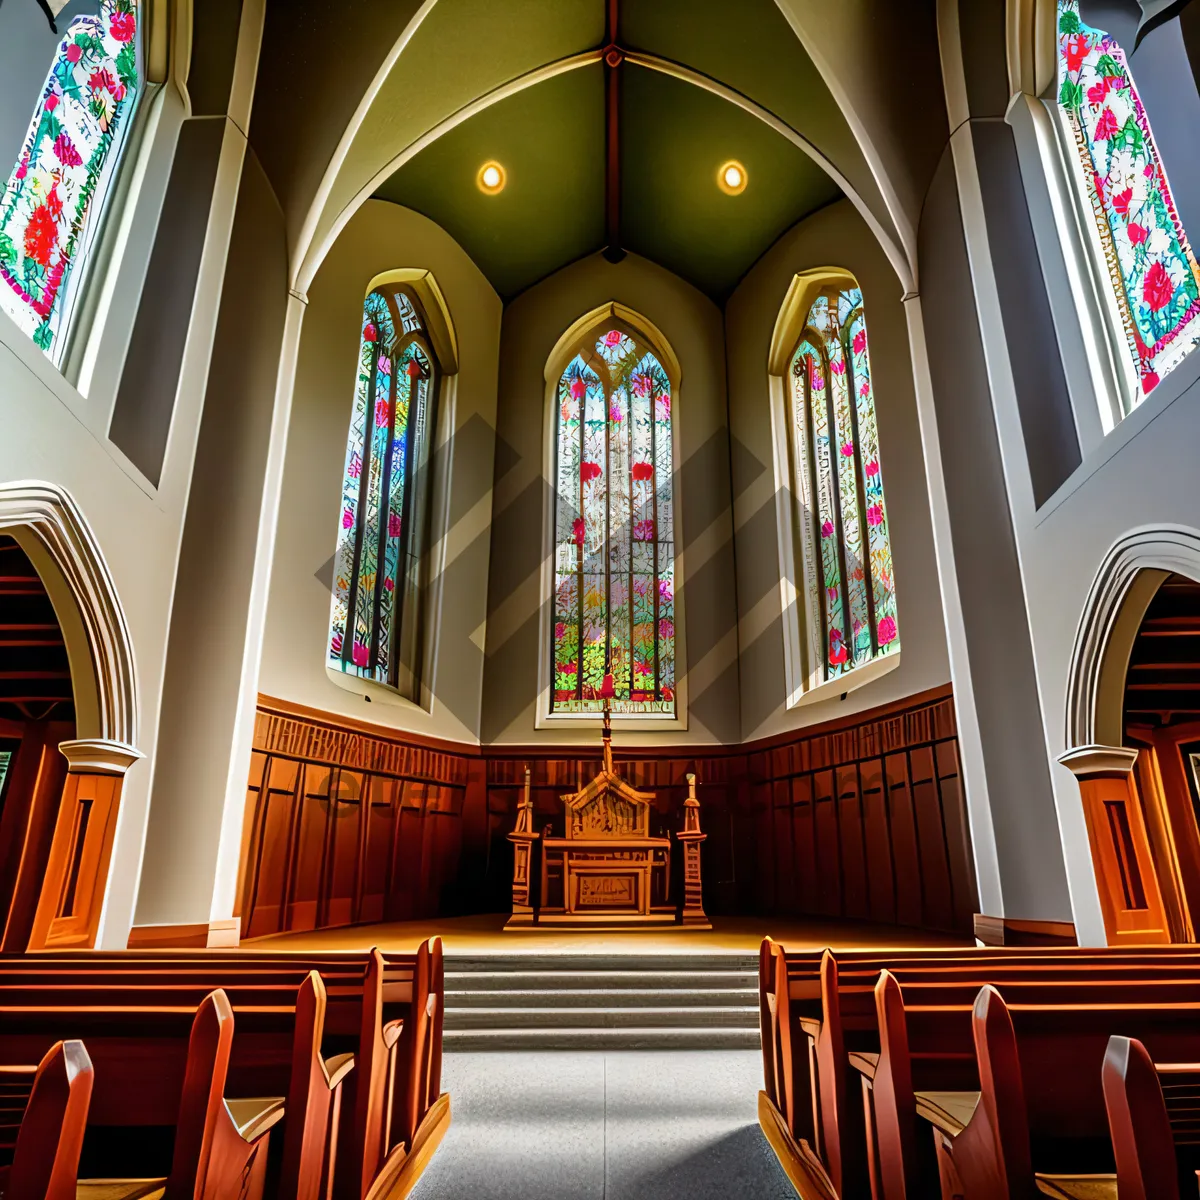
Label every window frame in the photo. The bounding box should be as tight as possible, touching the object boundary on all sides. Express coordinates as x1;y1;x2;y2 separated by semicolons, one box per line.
768;269;901;710
536;301;688;731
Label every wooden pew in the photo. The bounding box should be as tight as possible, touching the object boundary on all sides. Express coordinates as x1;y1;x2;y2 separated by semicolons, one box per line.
0;940;446;1199
760;940;1200;1199
0;1039;92;1200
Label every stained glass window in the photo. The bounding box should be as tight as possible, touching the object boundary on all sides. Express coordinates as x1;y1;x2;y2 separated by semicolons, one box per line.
1057;0;1200;400
0;0;141;357
551;325;676;716
329;284;438;698
788;286;898;684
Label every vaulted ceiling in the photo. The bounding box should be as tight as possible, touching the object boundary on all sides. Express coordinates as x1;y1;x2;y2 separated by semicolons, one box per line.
250;0;946;299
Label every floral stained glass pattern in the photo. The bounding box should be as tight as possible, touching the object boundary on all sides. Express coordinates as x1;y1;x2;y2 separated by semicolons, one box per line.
0;0;140;356
789;286;897;684
552;327;675;716
1057;0;1200;399
329;285;437;697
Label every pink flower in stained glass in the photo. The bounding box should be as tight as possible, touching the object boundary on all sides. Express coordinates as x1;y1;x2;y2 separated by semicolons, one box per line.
555;622;567;639
23;205;57;267
89;67;116;94
830;358;846;376
1094;107;1118;140
342;506;355;529
632;374;651;397
406;359;422;378
810;364;824;390
634;662;652;676
388;511;402;538
570;378;586;399
1127;222;1148;246
604;330;622;347
860;382;870;398
600;673;616;699
867;504;884;526
1112;187;1133;217
658;579;673;602
659;618;674;639
661;686;674;701
841;442;854;457
14;157;27;181
331;632;343;654
113;83;127;102
45;187;63;219
377;354;391;375
1086;79;1110;104
820;519;834;538
383;577;394;592
1144;260;1175;312
572;517;585;546
110;10;136;41
633;519;654;541
1142;366;1161;392
65;41;83;63
363;323;377;342
631;462;653;481
827;585;838;602
352;641;369;667
53;133;82;167
1145;164;1156;178
44;93;60;112
559;661;578;675
348;452;362;479
656;395;671;418
374;398;389;427
609;403;623;422
829;633;848;666
865;460;880;477
853;329;866;355
878;616;898;645
580;461;602;483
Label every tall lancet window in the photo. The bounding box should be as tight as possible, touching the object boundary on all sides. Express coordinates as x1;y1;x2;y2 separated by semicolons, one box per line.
1057;0;1200;399
788;285;897;683
551;323;676;716
0;0;141;358
329;284;438;700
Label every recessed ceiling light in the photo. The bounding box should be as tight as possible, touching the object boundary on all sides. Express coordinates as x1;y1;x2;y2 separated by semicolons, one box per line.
718;160;747;195
478;161;506;194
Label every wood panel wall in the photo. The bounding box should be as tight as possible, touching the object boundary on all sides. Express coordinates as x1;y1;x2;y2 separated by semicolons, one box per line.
240;685;975;940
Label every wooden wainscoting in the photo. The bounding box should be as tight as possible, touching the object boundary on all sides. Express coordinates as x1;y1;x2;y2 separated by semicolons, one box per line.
241;684;975;940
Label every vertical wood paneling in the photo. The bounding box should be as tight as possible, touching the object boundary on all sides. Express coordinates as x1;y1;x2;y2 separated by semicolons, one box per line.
837;764;868;920
910;745;953;930
886;752;923;928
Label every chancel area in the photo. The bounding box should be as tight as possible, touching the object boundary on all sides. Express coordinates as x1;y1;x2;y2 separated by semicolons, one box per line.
5;0;1200;1197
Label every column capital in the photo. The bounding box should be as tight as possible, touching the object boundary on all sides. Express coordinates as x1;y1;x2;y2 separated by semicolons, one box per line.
58;738;145;776
1057;744;1139;779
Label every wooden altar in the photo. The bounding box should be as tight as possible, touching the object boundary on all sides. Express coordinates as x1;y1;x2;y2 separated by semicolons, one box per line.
506;711;709;930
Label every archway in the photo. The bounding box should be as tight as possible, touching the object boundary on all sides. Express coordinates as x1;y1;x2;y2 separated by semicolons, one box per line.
0;482;140;949
1062;526;1200;944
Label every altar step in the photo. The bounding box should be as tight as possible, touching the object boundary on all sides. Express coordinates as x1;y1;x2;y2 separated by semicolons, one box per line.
441;953;761;1050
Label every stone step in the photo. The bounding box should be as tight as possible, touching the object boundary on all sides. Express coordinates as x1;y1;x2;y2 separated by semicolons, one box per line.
444;1005;759;1030
445;970;757;992
447;987;757;1008
442;1026;762;1051
444;954;758;974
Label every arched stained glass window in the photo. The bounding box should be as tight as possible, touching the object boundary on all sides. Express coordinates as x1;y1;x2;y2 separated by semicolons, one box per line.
0;0;141;357
551;324;676;716
329;284;438;699
1057;0;1200;398
788;286;897;683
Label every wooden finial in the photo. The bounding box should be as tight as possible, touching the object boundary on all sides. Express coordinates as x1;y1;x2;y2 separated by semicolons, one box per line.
602;701;613;775
522;764;532;808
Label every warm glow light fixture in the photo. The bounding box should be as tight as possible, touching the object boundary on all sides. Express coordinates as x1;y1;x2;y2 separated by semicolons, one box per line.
477;161;506;194
717;160;747;195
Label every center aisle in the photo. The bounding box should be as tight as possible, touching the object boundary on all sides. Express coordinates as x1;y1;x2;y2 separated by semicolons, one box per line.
409;1050;795;1200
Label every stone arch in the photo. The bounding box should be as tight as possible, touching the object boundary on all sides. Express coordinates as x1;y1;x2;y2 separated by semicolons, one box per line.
0;481;138;753
1064;525;1200;753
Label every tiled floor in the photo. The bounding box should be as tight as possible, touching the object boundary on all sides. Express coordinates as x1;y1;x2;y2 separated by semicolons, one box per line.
409;1050;796;1200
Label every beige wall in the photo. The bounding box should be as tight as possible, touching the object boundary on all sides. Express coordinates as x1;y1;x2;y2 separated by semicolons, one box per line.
259;200;502;744
726;199;950;741
481;250;740;746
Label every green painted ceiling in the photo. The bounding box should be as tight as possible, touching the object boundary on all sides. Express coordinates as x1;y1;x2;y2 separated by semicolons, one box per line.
373;0;849;302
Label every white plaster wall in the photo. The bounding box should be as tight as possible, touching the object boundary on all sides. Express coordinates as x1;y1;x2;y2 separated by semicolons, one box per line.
725;200;951;740
259;199;502;744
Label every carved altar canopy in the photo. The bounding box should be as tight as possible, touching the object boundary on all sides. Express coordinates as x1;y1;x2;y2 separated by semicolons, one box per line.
506;710;709;930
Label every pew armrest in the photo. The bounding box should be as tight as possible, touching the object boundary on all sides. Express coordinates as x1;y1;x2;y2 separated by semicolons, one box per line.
798;1016;821;1040
76;1179;168;1199
226;1096;286;1143
914;1090;980;1138
1034;1174;1117;1200
325;1051;356;1089
383;1018;404;1049
849;1051;879;1082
